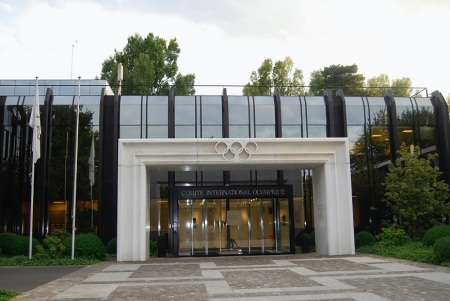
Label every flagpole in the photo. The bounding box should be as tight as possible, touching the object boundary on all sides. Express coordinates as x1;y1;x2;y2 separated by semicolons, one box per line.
29;157;35;259
71;77;81;260
64;131;68;229
89;134;95;231
29;77;41;260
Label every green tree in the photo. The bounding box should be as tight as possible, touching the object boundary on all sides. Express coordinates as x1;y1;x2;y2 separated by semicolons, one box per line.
383;144;449;237
391;77;413;97
308;64;366;96
365;74;413;97
100;33;195;95
366;73;390;96
243;57;306;96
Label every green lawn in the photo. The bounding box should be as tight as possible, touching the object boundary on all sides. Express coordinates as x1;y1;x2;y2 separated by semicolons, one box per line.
0;290;21;301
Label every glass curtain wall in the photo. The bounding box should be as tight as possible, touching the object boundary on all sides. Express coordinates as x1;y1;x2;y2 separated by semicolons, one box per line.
1;96;32;235
395;97;436;154
414;98;437;153
1;92;100;236
47;95;99;234
345;97;391;230
120;95;171;239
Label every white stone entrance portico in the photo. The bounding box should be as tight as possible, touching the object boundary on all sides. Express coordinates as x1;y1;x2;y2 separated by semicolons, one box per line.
117;138;355;261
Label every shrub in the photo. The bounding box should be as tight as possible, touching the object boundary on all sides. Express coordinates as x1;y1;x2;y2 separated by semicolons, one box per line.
11;236;42;256
432;236;450;264
35;230;71;259
0;289;21;300
0;233;21;256
106;237;117;254
377;226;409;247
150;239;157;257
68;234;105;260
423;225;450;247
355;231;376;248
295;232;311;246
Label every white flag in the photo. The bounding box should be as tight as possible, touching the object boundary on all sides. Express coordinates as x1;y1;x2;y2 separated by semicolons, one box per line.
89;135;95;187
29;80;41;164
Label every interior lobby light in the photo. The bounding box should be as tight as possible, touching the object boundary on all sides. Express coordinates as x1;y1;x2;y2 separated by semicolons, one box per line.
371;134;382;138
402;129;413;133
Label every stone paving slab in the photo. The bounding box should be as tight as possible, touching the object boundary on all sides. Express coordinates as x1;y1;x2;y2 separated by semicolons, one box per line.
10;253;450;301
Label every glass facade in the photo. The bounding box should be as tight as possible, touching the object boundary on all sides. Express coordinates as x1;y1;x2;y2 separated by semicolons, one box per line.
1;80;449;256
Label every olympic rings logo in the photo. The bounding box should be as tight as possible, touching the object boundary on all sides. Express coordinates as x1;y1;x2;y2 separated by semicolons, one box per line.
215;141;258;161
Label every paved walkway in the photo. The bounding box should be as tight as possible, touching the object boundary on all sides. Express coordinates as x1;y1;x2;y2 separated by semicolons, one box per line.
6;253;450;301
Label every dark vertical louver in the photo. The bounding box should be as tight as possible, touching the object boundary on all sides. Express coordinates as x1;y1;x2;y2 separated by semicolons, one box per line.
222;88;230;185
273;88;284;185
430;91;450;189
324;89;347;138
383;90;399;162
98;91;119;243
168;88;176;252
39;88;54;237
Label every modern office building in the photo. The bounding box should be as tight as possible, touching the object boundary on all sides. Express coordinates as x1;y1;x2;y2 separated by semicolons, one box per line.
1;79;449;260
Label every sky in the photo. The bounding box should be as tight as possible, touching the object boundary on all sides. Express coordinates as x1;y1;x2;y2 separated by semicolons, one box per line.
0;0;449;97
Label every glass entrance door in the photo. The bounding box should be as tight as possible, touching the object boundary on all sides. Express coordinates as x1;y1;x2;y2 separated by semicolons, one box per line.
178;199;227;256
178;197;291;256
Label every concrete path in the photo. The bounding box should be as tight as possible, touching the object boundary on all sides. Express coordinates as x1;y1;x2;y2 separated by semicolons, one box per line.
0;266;84;292
6;253;450;300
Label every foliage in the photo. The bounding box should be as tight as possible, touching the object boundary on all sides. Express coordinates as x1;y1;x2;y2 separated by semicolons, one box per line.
0;290;21;301
355;231;376;248
432;236;450;264
150;239;157;257
35;230;71;259
390;77;413;97
10;236;41;256
366;74;413;97
76;209;97;233
376;226;410;247
158;232;168;243
309;64;365;96
0;255;100;266
243;57;306;96
383;144;449;237
423;224;450;247
100;32;195;95
357;241;434;264
295;232;311;246
0;233;22;256
64;234;106;260
106;237;117;254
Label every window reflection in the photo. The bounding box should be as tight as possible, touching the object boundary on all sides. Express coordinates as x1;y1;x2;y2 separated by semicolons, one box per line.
148;96;168;125
120;96;142;126
253;96;275;138
395;97;414;147
175;96;196;138
304;97;326;137
280;96;302;138
413;97;436;153
229;96;250;138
